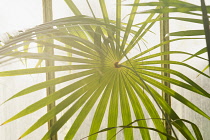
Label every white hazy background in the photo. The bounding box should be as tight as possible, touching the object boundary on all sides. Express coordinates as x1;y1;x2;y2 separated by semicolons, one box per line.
0;0;210;140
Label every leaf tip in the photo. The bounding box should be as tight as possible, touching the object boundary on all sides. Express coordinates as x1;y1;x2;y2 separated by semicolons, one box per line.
1;122;5;126
0;101;6;106
1;98;12;106
1;120;10;126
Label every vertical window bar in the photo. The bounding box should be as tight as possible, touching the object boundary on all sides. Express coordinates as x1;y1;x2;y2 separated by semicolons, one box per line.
160;3;171;138
42;0;57;140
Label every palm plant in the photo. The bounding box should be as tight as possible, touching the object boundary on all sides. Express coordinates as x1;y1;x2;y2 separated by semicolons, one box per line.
0;0;210;139
131;0;210;69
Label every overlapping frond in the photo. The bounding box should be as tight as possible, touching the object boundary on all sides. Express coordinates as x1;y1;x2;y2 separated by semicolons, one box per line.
0;0;209;140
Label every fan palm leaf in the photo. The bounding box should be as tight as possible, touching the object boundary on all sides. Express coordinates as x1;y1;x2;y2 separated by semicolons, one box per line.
0;0;209;140
128;0;210;68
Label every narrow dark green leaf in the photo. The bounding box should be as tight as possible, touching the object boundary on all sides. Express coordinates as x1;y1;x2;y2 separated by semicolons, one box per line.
81;125;176;140
200;0;210;67
139;6;210;14
124;1;196;7
170;30;204;36
173;119;203;140
183;47;207;62
135;17;204;26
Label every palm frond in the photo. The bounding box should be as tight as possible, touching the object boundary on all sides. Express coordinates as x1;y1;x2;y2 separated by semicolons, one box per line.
0;1;209;140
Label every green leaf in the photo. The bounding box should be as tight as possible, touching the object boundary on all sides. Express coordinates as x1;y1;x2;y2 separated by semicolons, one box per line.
2;70;94;104
124;10;160;55
200;0;210;67
133;60;210;78
1;74;96;125
88;71;117;140
135;65;210;98
0;65;94;76
121;0;140;49
135;17;204;26
136;68;210;98
173;119;203;140
1;2;209;139
126;72;196;140
82;125;176;140
183;47;207;62
124;73;167;140
125;1;196;7
63;70;116;140
122;73;151;140
64;0;82;15
170;30;205;36
140;6;210;14
107;74;119;140
130;37;204;60
19;78;98;139
140;74;210;120
119;71;134;140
